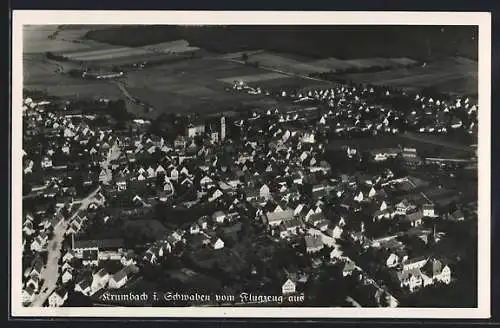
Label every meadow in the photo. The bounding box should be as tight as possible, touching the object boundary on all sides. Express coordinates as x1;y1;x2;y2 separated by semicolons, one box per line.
341;57;478;96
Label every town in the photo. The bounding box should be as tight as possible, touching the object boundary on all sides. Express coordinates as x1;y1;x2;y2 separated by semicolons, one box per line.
21;75;478;308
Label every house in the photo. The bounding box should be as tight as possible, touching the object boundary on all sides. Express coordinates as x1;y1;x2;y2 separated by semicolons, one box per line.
48;288;68;307
190;223;201;234
450;210;465;221
397;268;423;292
74;277;92;296
405;211;424;227
212;211;227;224
395;200;416;215
30;235;46;252
305;234;323;254
91;268;110;294
329;225;343;239
212;238;225;250
82;249;99;266
279;218;303;239
421;258;452;285
22;286;35;304
62;261;73;273
386;253;399;268
259;184;271;200
330;246;343;260
108;265;139;289
116;177;127;191
402;256;428;271
422;204;435;217
41;156;53;169
26;276;40;292
72;238;125;259
266;209;295;227
282;279;296;295
342;260;356;277
62;270;73;284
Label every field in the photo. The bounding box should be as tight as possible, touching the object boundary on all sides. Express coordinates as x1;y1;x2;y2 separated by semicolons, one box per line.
60;40;199;63
23;25;117;54
223;51;420;75
341;57;478;96
121;58;291;115
23;53;124;100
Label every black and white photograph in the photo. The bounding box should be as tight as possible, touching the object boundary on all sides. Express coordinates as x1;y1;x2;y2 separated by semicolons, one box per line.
11;11;491;318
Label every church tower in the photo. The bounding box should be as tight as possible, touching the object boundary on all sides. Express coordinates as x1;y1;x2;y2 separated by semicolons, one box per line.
220;116;226;141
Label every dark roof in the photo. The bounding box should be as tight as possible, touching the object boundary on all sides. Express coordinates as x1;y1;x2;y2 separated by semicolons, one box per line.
82;249;98;260
77;278;92;290
54;287;68;298
421;258;444;277
74;238;124;250
112;265;139;282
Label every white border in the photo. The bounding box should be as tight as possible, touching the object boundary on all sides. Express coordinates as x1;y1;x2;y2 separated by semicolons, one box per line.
11;10;491;319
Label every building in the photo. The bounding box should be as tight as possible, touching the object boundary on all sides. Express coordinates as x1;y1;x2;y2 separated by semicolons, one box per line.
108;265;139;289
186;123;206;138
282;279;296;295
91;268;110;294
422;204;435;217
266;209;295;227
72;238;125;261
22;286;35;305
220;116;226;141
48;288;68;307
305;234;324;254
212;238;225;250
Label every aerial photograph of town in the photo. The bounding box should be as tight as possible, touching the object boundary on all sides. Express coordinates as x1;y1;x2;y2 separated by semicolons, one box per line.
19;23;480;309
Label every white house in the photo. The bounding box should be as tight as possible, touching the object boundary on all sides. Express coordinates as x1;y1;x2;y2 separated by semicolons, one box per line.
108;265;139;289
212;238;225;250
212;211;227;224
62;270;73;284
259;184;271;199
74;278;92;296
282;279;296;295
91;268;110;294
48;288;68;307
386;253;399;268
22;286;35;304
423;204;435;217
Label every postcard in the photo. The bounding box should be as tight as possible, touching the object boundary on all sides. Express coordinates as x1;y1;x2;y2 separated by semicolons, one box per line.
10;10;491;318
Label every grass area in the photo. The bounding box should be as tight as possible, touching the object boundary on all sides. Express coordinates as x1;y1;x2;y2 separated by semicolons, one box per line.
341;57;477;96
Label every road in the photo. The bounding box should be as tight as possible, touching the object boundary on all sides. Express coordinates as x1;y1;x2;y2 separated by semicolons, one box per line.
29;186;101;307
112;81;135;103
222;57;328;83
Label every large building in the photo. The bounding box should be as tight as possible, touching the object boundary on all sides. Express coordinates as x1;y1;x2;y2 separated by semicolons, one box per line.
186;123;206;138
220;116;226;141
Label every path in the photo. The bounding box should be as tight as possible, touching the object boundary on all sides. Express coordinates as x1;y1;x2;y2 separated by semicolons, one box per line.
29;186;101;307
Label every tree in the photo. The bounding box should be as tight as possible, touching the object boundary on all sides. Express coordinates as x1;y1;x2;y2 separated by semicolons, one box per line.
241;52;249;63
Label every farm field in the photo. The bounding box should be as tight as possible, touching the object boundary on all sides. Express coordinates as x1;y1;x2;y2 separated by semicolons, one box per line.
23;25;117;54
221;51;419;76
60;40;199;62
24;53;124;100
341;57;478;95
120;58;290;115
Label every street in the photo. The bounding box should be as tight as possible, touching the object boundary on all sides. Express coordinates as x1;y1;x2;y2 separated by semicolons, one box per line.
29;186;101;307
